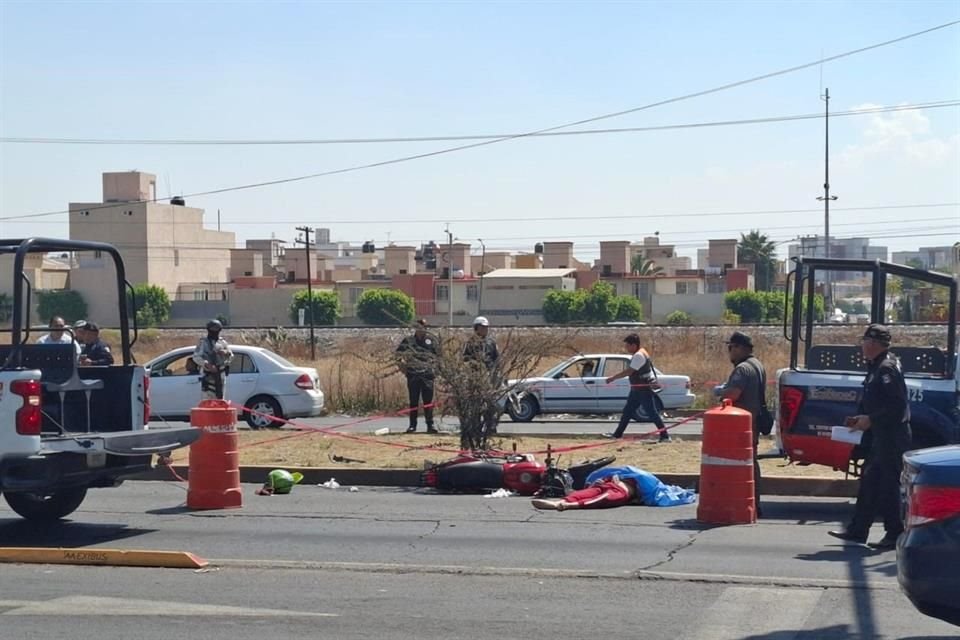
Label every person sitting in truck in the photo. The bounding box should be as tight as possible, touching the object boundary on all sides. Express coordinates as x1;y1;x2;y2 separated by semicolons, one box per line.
36;316;82;355
77;321;114;366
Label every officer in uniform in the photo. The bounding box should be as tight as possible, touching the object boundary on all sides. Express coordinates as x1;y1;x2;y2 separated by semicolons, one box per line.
463;316;500;435
192;319;234;400
78;321;114;366
829;324;911;550
396;319;439;434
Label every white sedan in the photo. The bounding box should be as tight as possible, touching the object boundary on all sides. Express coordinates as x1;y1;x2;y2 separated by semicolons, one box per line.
145;345;324;429
504;353;696;422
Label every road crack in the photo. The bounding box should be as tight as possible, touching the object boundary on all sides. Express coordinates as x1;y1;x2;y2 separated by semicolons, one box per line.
636;530;701;572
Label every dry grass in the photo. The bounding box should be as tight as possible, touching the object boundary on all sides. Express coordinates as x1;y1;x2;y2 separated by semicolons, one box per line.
165;430;846;478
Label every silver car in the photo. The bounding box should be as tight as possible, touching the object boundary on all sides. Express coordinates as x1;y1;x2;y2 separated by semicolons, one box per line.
504;354;696;422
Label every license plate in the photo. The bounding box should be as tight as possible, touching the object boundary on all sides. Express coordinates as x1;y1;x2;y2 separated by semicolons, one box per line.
86;452;107;468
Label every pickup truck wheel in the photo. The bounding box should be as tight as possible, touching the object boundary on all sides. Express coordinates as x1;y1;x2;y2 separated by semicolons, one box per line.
507;395;538;422
245;395;284;429
4;487;88;521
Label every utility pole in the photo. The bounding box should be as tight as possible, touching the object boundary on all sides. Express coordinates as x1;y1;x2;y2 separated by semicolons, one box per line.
445;224;454;327
294;226;316;360
476;238;486;317
817;87;838;311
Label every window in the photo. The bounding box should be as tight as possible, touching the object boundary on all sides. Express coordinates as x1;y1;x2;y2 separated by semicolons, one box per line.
466;284;479;301
94;250;102;259
348;287;363;303
232;353;257;374
631;282;651;299
554;358;600;379
601;358;629;378
707;280;725;294
518;284;552;290
676;281;698;295
436;285;449;301
193;290;208;301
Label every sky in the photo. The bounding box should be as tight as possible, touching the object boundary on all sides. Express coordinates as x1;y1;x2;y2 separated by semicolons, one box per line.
1;0;958;264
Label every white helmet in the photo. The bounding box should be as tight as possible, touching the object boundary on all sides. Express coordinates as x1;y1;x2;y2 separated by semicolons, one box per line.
472;316;490;327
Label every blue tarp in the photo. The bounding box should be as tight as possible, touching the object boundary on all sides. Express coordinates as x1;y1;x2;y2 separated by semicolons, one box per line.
585;465;697;507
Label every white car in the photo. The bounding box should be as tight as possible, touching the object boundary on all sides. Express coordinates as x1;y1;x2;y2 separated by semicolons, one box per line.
504;354;696;422
145;345;324;429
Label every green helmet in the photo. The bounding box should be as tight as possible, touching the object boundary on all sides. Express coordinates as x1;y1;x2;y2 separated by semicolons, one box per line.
267;469;304;494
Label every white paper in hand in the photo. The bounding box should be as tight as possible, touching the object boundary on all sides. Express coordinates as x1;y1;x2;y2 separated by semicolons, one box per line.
831;426;863;445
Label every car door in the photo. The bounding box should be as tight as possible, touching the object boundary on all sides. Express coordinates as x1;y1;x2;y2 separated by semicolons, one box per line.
595;356;632;412
148;350;201;418
224;351;261;410
540;358;601;413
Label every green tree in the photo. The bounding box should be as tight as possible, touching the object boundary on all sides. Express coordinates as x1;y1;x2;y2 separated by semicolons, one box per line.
289;289;341;326
760;291;785;323
128;284;171;327
0;292;12;324
630;255;663;276
737;230;778;292
356;288;415;326
36;290;87;324
665;310;693;326
542;289;578;324
582;281;619;323
613;295;643;322
724;290;765;323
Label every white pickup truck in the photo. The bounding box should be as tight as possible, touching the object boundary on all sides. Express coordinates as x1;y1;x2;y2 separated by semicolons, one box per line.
1;238;198;521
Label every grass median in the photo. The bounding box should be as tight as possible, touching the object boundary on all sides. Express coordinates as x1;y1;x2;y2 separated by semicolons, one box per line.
166;429;846;478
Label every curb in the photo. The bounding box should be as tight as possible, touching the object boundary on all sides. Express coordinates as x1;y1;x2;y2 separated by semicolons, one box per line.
137;465;858;497
0;547;208;569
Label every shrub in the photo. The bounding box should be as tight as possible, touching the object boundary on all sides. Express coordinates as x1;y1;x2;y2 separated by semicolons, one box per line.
720;309;741;325
724;290;765;323
128;284;171;328
289;289;341;326
36;290;87;324
665;310;693;326
0;292;12;324
356;288;415;326
614;295;643;322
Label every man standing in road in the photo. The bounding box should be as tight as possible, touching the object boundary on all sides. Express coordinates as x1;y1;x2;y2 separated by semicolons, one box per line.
463;316;500;435
603;333;669;442
719;331;766;517
829;324;911;550
396;319;439;434
77;321;114;366
193;319;234;401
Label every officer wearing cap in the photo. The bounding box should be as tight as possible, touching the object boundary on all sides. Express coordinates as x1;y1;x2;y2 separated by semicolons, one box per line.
829;324;911;550
463;316;500;434
396;319;439;434
192;319;234;400
78;321;114;366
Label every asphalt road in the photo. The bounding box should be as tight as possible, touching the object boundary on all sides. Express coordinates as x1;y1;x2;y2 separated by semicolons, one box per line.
0;482;955;639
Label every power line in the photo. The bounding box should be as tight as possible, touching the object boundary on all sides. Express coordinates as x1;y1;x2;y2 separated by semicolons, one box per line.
2;19;957;223
3;101;957;146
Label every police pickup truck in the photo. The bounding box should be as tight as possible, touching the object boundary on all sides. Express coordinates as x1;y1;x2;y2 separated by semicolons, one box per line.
776;258;958;475
0;238;198;520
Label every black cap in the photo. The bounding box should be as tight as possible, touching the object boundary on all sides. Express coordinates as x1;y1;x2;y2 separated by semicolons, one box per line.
84;321;100;332
206;319;223;331
863;324;891;344
726;331;753;349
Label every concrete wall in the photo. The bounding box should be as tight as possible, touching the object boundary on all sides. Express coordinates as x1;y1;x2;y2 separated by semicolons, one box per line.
651;292;726;323
167;300;230;328
228;287;301;327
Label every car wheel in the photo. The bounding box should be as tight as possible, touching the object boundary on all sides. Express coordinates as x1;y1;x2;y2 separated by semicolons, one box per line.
507;395;538;422
245;395;284;429
4;487;88;521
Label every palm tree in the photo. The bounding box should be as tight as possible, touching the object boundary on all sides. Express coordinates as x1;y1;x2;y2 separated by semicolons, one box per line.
630;255;664;276
737;230;777;291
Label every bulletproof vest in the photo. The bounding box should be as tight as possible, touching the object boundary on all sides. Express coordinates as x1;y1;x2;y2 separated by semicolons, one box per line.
629;350;656;386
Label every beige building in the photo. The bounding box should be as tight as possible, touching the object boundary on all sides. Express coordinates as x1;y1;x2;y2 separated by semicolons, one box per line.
472;251;513;275
335;280;393;318
434;277;481;319
478;268;576;324
383;245;417;276
541;242;575;269
599;241;631;276
68;171;235;323
707;239;739;269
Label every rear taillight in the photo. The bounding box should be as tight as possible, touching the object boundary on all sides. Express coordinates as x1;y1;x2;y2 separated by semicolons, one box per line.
907;486;960;528
143;374;151;424
12;379;42;436
779;386;805;431
294;374;315;390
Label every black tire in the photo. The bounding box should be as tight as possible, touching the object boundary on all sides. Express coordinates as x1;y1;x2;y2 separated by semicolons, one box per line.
507;395;539;422
244;395;284;429
4;487;88;521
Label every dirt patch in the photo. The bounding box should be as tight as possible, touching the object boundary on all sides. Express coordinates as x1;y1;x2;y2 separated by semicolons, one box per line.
167;429;845;478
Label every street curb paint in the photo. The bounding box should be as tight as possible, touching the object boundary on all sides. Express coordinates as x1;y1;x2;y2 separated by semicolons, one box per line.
0;547;208;569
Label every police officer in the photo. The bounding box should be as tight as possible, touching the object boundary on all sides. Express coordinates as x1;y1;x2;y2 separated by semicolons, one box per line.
192;319;234;400
396;319;439;434
829;324;911;550
463;316;500;435
78;321;114;366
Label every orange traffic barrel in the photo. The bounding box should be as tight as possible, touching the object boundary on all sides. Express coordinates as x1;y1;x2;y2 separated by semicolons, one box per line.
187;399;242;510
696;399;756;525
